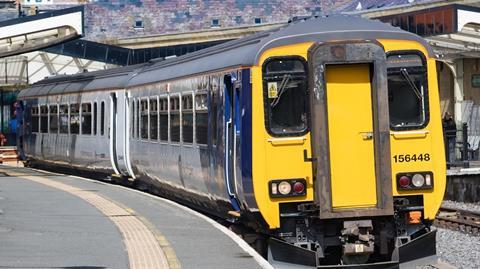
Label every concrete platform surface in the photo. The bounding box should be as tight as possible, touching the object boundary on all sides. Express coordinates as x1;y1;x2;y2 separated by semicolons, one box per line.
0;165;270;269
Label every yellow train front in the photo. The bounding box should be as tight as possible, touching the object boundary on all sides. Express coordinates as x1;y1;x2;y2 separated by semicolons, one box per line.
248;16;446;267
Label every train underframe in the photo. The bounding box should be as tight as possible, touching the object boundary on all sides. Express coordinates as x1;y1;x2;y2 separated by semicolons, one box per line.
266;196;437;268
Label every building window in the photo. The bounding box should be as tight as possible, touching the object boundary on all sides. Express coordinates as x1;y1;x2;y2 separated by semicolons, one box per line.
81;103;92;135
170;95;180;143
49;105;58;133
254;17;262;24
182;94;193;143
211;19;220;27
134;20;144;28
159;97;168;142
40;105;48;133
472;74;480;88
59;105;69;134
150;98;158;140
140;99;148;139
195;93;208;145
31;106;39;133
70;104;80;134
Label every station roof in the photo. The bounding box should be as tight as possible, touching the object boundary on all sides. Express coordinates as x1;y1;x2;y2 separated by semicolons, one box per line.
19;15;433;98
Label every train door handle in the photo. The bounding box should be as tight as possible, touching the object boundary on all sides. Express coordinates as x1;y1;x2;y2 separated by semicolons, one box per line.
360;132;373;140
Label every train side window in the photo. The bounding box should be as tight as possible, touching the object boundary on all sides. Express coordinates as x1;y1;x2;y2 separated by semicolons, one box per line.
59;105;69;134
49;105;58;133
150;98;158;140
195;92;208;145
262;57;308;136
70;104;80;134
182;94;193;144
136;99;140;139
100;102;105;136
170;95;180;143
81;103;92;135
387;52;429;130
130;100;135;138
140;99;149;139
40;105;48;133
93;102;97;135
159;97;168;142
31;106;39;133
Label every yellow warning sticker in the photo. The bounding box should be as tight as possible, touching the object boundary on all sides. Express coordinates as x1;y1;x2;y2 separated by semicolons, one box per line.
268;82;278;98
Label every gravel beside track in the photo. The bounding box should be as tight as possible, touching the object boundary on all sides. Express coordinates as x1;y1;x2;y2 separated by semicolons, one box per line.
436;228;480;268
442;200;480;213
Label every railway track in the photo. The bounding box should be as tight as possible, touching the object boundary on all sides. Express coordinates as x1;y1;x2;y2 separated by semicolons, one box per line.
434;206;480;236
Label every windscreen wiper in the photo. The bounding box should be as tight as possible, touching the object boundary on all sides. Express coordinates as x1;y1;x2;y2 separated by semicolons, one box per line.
400;68;422;100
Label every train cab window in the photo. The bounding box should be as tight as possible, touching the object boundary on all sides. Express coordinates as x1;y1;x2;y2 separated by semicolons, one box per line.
40;105;48;133
263;57;308;136
195;93;208;145
140;99;148;139
159;97;168;142
93;102;97;135
150;98;158;140
387;53;428;130
170;96;180;143
182;94;193;144
81;103;92;135
49;105;58;133
100;102;105;136
59;105;69;134
70;104;80;134
31;106;39;133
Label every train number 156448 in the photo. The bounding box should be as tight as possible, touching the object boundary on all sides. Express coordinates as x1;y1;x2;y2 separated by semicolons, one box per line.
393;153;430;163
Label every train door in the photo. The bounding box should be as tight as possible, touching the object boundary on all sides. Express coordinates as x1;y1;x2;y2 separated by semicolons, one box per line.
308;41;393;219
224;74;241;211
109;91;134;178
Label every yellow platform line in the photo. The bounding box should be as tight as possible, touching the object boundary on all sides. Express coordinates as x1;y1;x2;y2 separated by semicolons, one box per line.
1;167;181;269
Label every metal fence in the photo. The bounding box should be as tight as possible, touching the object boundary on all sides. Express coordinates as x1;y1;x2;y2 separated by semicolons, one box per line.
444;123;479;168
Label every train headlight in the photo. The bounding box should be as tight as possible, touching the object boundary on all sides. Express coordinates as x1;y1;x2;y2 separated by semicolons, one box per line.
396;172;433;190
278;181;292;195
411;174;425;187
269;179;306;198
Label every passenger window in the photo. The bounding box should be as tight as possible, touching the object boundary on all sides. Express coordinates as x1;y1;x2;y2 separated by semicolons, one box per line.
49;105;58;133
31;106;39;133
387;53;428;130
40;105;48;133
130;100;135;138
150;98;158;140
93;102;97;135
263;57;308;136
195;93;208;145
136;99;140;139
70;104;80;134
140;99;148;139
59;105;69;134
159;97;168;142
100;102;105;136
182;94;193;143
81;103;92;135
170;96;180;143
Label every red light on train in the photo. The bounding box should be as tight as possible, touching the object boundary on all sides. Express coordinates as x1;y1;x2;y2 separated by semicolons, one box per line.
399;176;411;188
293;182;305;194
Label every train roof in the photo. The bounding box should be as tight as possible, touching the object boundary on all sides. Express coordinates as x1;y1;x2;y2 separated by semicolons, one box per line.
19;15;433;98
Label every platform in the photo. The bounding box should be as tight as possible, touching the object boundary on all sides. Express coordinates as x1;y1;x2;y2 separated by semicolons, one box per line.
0;165;271;269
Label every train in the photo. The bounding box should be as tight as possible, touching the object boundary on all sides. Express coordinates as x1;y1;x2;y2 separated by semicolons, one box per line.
16;15;446;268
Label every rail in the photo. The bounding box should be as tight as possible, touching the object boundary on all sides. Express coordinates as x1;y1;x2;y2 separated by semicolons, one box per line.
434;206;480;236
